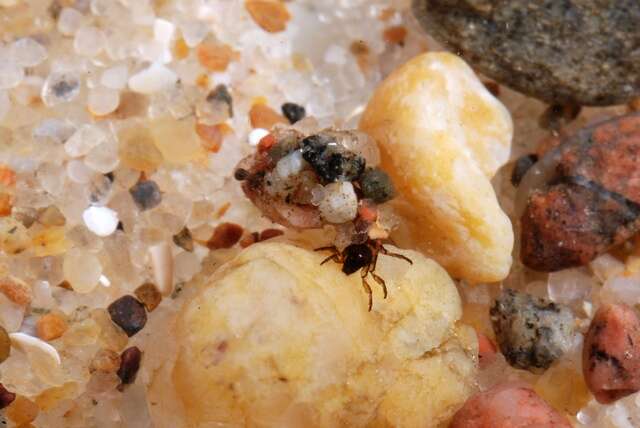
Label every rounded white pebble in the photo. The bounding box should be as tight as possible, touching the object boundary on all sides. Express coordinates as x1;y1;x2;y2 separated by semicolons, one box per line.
248;128;269;146
11;38;48;67
74;26;105;57
319;181;358;224
100;65;128;90
57;7;84;36
88;86;120;116
0;61;24;89
128;63;177;94
83;205;119;237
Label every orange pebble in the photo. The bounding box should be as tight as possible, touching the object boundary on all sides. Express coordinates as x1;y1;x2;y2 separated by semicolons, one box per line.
257;133;277;152
249;103;288;129
173;37;189;60
477;330;498;369
358;201;378;223
36;313;68;341
0;193;11;217
383;25;407;45
0;166;16;187
197;42;237;72
0;277;31;306
195;123;232;153
245;0;291;33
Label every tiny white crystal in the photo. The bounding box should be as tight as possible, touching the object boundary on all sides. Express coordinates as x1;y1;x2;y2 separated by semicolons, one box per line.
128;63;177;94
10;38;47;67
74;26;105;57
66;159;94;183
248;128;269;146
88;86;120;116
154;18;175;44
57;7;84;36
100;64;128;89
83;205;119;237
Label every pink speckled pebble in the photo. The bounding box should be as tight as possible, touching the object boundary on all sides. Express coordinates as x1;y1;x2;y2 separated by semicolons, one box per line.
583;303;640;403
450;383;571;428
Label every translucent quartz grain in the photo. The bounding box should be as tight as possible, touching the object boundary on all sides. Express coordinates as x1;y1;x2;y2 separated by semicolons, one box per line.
57;7;84;36
100;65;128;90
128;63;177;94
85;138;119;174
64;125;107;157
63;248;102;293
66;159;94;184
0;62;24;89
74;26;105;57
88;86;119;116
10;38;47;67
41;72;81;106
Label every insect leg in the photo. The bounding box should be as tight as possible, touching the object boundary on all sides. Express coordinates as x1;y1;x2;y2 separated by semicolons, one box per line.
314;246;337;253
321;254;341;265
361;278;373;311
371;272;388;299
381;245;413;265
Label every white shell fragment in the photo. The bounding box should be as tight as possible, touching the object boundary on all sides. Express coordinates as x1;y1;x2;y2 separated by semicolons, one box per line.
10;332;64;386
83;206;119;237
128;63;177;94
149;241;174;296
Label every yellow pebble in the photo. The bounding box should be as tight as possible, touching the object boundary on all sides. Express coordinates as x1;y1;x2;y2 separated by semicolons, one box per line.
360;52;514;283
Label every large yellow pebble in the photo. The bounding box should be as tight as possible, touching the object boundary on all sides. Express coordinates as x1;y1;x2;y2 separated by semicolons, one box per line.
360;52;514;283
165;241;477;427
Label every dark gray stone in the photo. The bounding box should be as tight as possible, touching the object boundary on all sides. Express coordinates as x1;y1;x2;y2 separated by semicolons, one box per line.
413;0;640;106
490;289;574;372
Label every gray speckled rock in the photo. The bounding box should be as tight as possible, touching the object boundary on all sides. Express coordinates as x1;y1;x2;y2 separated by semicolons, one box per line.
490;289;574;372
413;0;640;106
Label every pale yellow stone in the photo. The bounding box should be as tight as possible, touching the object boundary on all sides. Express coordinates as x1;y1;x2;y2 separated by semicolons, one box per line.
360;52;514;283
168;241;476;427
150;117;207;166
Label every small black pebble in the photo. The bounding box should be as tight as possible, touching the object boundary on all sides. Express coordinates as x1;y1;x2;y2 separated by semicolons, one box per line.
281;102;306;124
234;168;250;181
108;296;147;337
173;227;194;252
510;154;539;187
117;346;142;388
206;84;233;118
301;134;365;182
360;168;396;203
105;172;115;182
129;180;162;211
